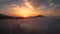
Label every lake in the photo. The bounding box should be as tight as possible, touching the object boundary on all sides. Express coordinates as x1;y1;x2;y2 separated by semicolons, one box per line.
0;16;60;34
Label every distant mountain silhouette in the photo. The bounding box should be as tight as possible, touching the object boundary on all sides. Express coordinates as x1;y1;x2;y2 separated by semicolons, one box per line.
26;15;46;19
0;14;14;19
0;14;45;19
33;15;45;18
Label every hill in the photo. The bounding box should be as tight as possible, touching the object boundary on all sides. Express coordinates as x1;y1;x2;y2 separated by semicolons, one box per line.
0;14;45;19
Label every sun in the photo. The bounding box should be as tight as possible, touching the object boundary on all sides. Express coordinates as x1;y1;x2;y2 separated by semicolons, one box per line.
18;7;40;18
20;7;32;18
12;0;40;18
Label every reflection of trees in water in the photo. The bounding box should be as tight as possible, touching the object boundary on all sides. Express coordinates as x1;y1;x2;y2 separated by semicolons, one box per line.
0;23;25;34
10;24;24;34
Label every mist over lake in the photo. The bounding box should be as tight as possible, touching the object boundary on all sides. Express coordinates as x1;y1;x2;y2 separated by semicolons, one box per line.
0;16;60;34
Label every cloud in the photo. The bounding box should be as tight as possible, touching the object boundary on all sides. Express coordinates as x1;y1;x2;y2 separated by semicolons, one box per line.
53;5;60;16
0;0;10;1
0;0;60;16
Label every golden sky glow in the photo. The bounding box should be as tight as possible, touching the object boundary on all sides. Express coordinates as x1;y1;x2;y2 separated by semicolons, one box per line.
0;0;60;16
13;6;40;18
2;0;58;17
11;0;40;18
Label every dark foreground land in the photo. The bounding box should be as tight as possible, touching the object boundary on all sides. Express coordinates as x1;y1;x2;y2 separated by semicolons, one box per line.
0;14;60;34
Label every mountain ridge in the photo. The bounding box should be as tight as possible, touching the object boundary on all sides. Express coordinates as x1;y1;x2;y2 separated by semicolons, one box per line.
0;14;45;19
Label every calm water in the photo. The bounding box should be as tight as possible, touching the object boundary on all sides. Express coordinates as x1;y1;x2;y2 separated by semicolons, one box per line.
0;17;60;34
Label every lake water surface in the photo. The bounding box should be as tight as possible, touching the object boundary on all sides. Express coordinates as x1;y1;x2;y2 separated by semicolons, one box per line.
0;17;60;34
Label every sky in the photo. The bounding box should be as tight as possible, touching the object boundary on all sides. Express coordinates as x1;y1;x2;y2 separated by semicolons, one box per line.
0;0;60;16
